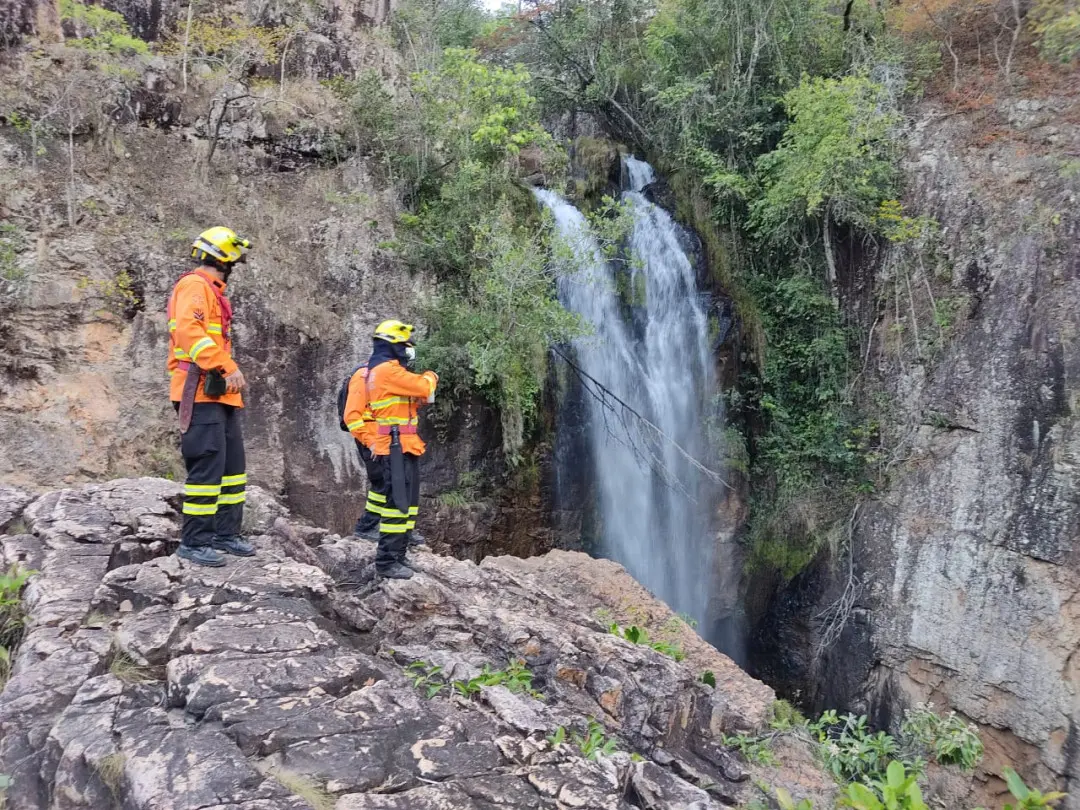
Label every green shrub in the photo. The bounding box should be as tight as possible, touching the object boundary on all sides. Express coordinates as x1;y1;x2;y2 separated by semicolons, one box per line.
59;0;149;55
900;704;983;772
752;74;900;242
1029;0;1080;64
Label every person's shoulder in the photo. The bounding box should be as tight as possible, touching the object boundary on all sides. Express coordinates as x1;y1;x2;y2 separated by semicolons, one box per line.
173;273;208;294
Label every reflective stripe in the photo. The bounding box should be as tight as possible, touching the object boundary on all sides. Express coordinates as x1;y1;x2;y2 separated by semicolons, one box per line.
379;523;408;534
174;347;190;359
216;493;247;506
365;503;392;517
221;474;247;486
405;520;416;530
206;323;223;335
380;507;408;519
368;492;387;504
183;502;218;516
407;506;419;516
370;396;410;409
346;420;366;432
374;416;417;426
168;319;177;332
188;337;215;362
184;484;222;495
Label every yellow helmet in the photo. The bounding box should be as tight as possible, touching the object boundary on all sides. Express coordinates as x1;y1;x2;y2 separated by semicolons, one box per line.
191;226;252;265
374;319;415;345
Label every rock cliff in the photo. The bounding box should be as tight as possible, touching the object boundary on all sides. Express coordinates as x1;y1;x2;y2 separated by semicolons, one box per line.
0;5;553;550
751;79;1080;805
0;478;833;809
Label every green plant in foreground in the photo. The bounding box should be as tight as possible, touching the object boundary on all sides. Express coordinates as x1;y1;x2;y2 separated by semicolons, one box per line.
775;786;814;810
995;768;1067;810
722;732;777;766
0;564;34;650
839;761;927;810
405;660;446;698
572;719;619;760
609;622;685;661
809;711;905;784
452;659;542;700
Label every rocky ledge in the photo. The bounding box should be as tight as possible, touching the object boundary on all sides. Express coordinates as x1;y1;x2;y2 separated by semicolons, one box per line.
0;479;832;809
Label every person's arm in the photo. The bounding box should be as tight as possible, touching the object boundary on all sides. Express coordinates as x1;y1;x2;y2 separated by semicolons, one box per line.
344;370;369;440
384;364;438;400
173;280;238;375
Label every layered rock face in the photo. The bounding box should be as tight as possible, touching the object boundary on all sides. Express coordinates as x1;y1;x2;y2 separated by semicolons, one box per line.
0;479;832;809
754;86;1080;804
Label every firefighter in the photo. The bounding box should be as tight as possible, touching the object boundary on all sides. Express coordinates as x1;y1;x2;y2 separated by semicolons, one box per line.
342;363;430;545
365;320;438;579
167;226;254;567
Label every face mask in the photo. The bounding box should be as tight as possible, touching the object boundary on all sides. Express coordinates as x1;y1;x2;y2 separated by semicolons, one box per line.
404;346;416;363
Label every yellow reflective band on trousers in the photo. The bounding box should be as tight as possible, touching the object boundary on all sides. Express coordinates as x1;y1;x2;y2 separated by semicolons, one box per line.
183;502;218;516
184;484;221;496
368;491;387;504
364;498;390;516
222;474;247;486
216;493;247;506
379;522;408;534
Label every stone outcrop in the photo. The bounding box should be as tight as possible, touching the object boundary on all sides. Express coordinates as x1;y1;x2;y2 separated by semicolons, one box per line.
0;479;834;809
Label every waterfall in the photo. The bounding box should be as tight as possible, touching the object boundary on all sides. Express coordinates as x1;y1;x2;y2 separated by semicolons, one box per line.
536;157;722;627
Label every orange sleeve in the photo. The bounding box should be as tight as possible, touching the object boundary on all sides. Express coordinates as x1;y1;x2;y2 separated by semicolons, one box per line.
385;364;438;399
174;279;238;375
344;369;369;440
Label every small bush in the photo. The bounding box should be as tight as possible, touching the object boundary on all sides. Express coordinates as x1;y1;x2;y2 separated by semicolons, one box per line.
452;658;542;700
609;622;685;661
59;0;149;55
900;703;983;772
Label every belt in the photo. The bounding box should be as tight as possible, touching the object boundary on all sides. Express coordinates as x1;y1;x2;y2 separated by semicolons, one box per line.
378;424;417;435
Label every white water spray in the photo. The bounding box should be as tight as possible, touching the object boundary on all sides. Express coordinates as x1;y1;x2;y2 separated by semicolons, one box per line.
537;157;722;625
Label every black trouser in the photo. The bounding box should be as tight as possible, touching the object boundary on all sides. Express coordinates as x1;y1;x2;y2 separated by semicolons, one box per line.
354;440;386;534
373;452;420;571
179;402;246;548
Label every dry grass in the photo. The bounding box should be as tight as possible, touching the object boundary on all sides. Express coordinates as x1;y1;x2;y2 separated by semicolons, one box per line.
107;647;153;684
94;752;126;796
268;769;335;810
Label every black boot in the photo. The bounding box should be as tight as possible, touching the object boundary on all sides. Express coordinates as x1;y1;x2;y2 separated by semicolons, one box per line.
212;535;256;556
178;544;226;567
378;562;414;580
406;530;426;547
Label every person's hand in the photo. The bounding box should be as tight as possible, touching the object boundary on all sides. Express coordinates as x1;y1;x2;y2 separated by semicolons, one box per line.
224;368;247;394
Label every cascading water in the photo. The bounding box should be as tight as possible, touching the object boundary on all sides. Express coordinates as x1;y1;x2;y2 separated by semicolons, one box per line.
537;157;723;628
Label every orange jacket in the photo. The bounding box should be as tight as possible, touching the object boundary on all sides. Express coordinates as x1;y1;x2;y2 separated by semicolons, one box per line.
344;366;378;447
167;269;243;408
366;359;438;456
